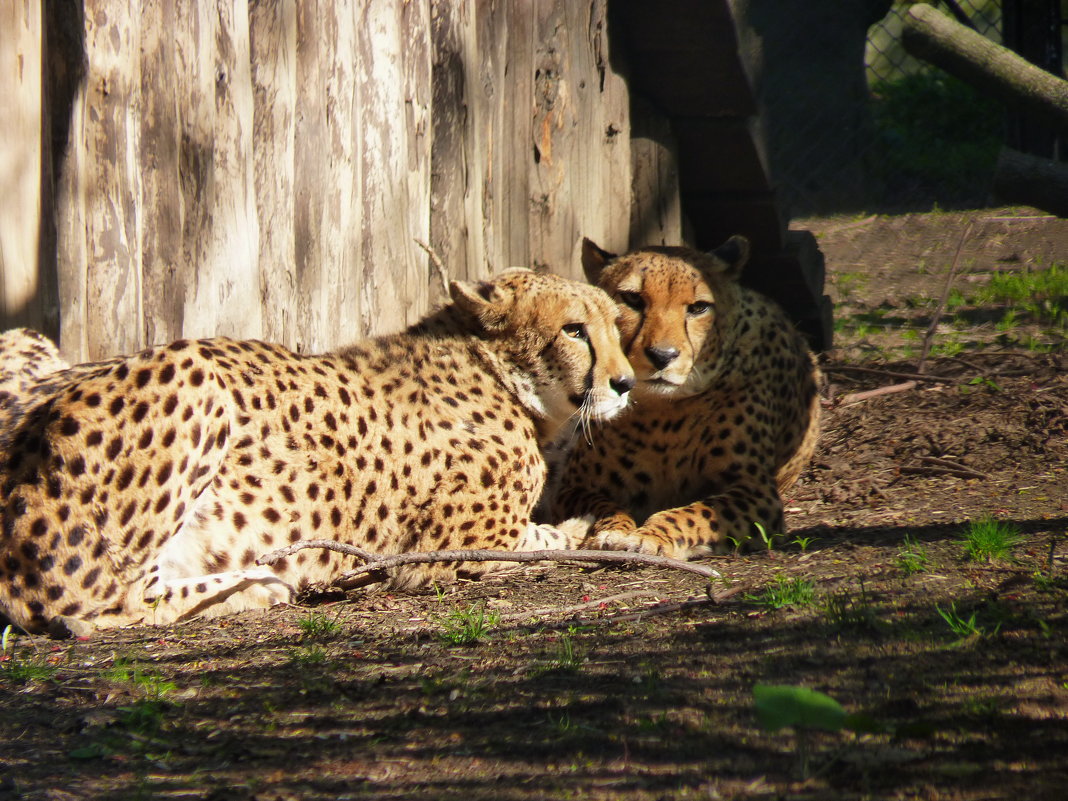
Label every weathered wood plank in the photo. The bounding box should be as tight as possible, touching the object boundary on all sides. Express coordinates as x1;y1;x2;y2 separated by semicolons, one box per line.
430;0;481;300
356;1;431;336
140;0;186;347
58;0;143;362
0;3;47;331
629;99;686;248
291;0;362;352
27;1;726;359
250;0;297;348
529;0;631;272
174;0;261;344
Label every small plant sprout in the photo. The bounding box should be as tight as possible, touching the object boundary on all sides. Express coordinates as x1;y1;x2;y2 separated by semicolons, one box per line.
896;534;930;575
0;626;58;685
753;521;775;551
966;375;1001;393
791;534;816;553
551;633;584;672
296;611;342;639
438;604;500;646
961;517;1021;563
936;602;996;641
745;574;815;610
753;684;883;779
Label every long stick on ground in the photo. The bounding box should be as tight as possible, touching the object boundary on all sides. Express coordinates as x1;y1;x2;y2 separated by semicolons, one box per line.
257;540;721;580
917;222;973;374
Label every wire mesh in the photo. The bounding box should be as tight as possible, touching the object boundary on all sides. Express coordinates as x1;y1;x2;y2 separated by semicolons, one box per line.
760;0;1066;217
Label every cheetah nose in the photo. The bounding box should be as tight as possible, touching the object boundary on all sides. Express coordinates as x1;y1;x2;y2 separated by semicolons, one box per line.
645;346;679;370
610;374;636;396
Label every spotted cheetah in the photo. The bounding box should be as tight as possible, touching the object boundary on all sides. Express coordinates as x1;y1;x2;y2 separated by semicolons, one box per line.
553;236;820;557
0;328;70;432
0;269;635;633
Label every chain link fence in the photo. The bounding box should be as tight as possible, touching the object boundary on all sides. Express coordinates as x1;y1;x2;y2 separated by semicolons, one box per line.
757;0;1066;217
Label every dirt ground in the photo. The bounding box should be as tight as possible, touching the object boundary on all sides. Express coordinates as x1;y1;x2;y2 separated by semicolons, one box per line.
3;208;1068;801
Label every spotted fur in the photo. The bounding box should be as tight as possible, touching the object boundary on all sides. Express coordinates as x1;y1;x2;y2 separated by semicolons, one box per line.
552;237;821;557
0;270;634;632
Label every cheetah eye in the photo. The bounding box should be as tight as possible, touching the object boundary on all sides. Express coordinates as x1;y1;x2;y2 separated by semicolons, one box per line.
618;291;644;311
687;300;713;316
562;323;588;341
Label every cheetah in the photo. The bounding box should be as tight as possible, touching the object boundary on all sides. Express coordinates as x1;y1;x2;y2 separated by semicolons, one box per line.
0;328;70;432
0;269;635;633
552;236;821;558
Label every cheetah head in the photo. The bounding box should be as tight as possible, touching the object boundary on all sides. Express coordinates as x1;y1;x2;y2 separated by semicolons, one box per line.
581;236;749;400
450;269;635;429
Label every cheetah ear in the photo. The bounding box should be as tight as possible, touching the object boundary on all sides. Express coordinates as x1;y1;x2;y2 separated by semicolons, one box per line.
449;279;515;332
581;238;616;284
709;235;749;281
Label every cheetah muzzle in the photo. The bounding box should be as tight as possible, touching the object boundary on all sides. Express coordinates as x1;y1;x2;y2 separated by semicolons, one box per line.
0;269;634;633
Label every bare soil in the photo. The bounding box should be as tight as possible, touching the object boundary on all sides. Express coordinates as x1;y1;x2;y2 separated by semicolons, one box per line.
3;209;1068;801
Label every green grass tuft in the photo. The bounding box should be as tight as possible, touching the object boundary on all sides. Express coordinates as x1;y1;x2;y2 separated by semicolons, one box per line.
746;574;815;610
961;517;1021;563
438;604;500;646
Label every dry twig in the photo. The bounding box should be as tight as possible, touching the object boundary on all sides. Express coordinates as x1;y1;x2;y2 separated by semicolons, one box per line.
415;239;450;297
257;539;722;582
917;222;974;373
839;381;917;406
900;456;988;480
920;455;988;478
827;365;957;384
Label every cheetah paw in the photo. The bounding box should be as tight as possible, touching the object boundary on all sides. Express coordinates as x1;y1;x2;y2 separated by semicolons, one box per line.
590;529;677;557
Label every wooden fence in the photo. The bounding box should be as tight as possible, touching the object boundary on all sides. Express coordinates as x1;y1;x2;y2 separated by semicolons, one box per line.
1;1;679;364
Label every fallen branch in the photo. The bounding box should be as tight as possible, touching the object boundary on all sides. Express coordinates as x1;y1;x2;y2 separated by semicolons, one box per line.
902;4;1068;127
900;464;987;480
260;538;378;564
838;381;917;406
920;456;988;479
257;540;722;581
917;222;973;374
826;365;957;384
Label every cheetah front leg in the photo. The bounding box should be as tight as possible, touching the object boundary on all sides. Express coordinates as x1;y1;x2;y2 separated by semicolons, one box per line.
517;516;594;551
126;567;295;625
590;478;785;559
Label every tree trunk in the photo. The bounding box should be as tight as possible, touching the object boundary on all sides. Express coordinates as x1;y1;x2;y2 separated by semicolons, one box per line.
901;3;1068;129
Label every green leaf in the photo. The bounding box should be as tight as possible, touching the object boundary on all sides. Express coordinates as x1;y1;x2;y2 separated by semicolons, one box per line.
69;743;108;760
753;684;848;732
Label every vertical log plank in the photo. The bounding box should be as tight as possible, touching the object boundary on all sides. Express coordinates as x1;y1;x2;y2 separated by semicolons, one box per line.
0;4;46;331
472;0;533;274
291;0;362;352
57;1;143;362
356;1;431;336
629;100;685;248
174;0;261;342
529;0;631;277
249;0;297;348
140;0;186;346
430;0;489;299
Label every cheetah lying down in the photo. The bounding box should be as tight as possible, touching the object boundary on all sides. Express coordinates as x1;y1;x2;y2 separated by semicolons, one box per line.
0;270;634;632
554;236;821;557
